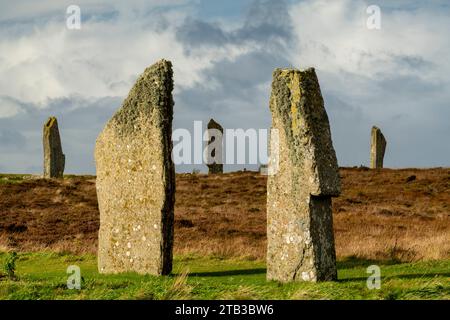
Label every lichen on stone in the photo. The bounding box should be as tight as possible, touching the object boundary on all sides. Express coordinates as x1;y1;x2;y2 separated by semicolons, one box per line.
111;59;174;138
370;126;386;169
95;59;175;276
267;67;341;283
43;116;65;179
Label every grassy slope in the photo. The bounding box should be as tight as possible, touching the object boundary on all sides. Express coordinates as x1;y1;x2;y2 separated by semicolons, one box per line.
0;252;449;300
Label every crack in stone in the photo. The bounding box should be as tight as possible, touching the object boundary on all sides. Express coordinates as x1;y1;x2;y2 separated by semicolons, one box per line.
292;245;307;281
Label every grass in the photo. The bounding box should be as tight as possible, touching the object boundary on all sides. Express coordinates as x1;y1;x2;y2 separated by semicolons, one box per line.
0;252;448;300
0;174;30;185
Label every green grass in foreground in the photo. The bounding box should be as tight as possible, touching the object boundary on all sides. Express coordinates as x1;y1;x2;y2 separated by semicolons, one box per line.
0;252;448;300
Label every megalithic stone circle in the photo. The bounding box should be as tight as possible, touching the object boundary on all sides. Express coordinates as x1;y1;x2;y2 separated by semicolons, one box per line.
43;116;65;178
267;67;341;282
206;118;224;174
370;126;386;169
95;59;175;275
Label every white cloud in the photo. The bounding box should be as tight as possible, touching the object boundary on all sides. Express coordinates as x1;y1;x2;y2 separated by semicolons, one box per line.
0;0;449;172
287;0;450;167
0;1;258;106
0;97;23;118
289;0;450;79
0;0;190;22
289;0;450;128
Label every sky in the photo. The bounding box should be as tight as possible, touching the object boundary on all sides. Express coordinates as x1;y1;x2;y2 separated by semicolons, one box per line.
0;0;449;174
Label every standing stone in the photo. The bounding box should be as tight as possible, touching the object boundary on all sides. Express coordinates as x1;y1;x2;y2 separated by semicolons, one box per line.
370;126;386;169
43;116;65;178
95;59;175;275
206;118;223;174
267;67;341;282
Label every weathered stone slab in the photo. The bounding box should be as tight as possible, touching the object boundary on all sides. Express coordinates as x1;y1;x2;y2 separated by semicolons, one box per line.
95;59;175;275
370;126;386;169
267;67;341;282
206;118;223;174
43;116;65;178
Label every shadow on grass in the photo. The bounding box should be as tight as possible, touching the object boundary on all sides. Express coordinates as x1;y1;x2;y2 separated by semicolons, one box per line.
174;257;449;281
178;268;267;277
338;256;450;282
337;256;400;269
339;272;450;283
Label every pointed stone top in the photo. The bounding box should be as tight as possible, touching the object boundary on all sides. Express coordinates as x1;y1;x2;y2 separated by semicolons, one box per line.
45;116;58;128
142;59;172;75
207;118;223;131
109;59;174;137
371;126;386;142
275;66;315;74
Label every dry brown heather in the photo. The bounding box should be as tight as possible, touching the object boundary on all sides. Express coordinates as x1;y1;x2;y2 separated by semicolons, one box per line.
0;168;449;262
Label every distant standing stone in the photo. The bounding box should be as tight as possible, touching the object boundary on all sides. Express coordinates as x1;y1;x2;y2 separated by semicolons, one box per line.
267;67;341;282
370;126;386;169
43;116;65;178
206;118;223;174
95;59;175;275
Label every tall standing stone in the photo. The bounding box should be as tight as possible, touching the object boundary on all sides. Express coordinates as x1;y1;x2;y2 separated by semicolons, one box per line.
43;116;65;178
95;59;175;275
370;126;386;169
206;118;223;174
267;67;341;282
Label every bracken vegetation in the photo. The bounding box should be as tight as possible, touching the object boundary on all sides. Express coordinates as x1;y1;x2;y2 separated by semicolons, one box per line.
0;168;449;262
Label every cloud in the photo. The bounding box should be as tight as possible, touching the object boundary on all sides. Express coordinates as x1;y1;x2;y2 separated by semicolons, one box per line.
0;0;449;174
289;0;450;167
0;0;223;108
0;96;23;118
0;0;189;22
177;0;292;49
